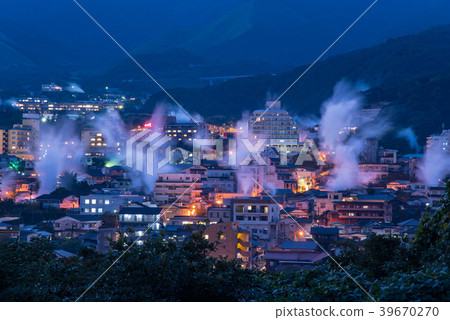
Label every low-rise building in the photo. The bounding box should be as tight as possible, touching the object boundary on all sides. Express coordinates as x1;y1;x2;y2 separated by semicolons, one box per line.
80;193;143;214
265;240;328;272
207;206;232;223
53;215;102;239
35;194;79;209
276;217;312;243
204;222;251;268
231;197;280;241
118;203;163;230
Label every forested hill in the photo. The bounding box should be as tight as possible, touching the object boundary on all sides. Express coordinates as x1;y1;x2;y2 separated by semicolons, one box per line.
141;25;450;151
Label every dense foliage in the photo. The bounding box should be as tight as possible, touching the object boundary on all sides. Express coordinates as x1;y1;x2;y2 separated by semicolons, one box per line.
1;184;449;302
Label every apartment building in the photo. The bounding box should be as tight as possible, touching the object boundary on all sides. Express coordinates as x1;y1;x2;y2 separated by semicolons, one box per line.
331;198;392;224
2;114;40;160
426;129;450;154
164;122;209;143
231;197;280;241
154;172;202;205
80;193;143;214
207;205;232;223
204;222;251;268
249;101;298;140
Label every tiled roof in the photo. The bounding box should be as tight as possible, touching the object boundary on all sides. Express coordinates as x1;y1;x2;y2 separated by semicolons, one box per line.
279;241;317;250
311;227;339;235
119;206;162;215
66;214;102;222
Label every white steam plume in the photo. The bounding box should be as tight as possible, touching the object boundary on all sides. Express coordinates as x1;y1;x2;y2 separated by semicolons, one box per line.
35;120;86;195
65;82;85;93
397;127;421;153
167;104;203;123
320;80;389;190
419;144;450;187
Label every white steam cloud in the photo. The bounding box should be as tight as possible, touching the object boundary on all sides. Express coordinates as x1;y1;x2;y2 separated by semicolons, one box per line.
419;144;450;187
397;127;421;153
35;120;86;195
320;80;389;190
167;104;203;123
65;82;85;93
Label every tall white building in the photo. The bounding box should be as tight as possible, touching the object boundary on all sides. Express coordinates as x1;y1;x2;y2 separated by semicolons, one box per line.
426;129;450;154
249;101;298;140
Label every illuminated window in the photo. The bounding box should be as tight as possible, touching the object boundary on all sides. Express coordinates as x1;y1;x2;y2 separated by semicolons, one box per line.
91;199;97;204
105;199;110;205
84;199;90;204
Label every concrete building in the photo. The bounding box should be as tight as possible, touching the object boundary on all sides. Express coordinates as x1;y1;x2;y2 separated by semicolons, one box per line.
379;148;398;164
164;122;209;143
426;129;450;154
360;138;379;163
118;203;162;230
2;114;40;160
154;173;202;205
41;83;62;92
231;197;280;241
80;193;143;214
204;222;251;268
249;101;298;140
330;198;392;224
81;127;121;157
358;163;389;182
207;205;232;223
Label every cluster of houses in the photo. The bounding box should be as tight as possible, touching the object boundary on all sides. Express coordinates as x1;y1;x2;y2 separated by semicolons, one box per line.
0;108;448;271
0;152;441;271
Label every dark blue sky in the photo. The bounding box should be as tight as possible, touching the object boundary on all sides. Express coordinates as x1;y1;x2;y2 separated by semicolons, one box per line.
1;0;450;67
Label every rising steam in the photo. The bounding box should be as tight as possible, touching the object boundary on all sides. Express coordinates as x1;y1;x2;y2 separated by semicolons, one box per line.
320;80;389;190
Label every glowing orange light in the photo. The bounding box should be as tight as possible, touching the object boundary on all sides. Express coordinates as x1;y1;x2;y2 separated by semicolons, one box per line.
144;122;152;128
